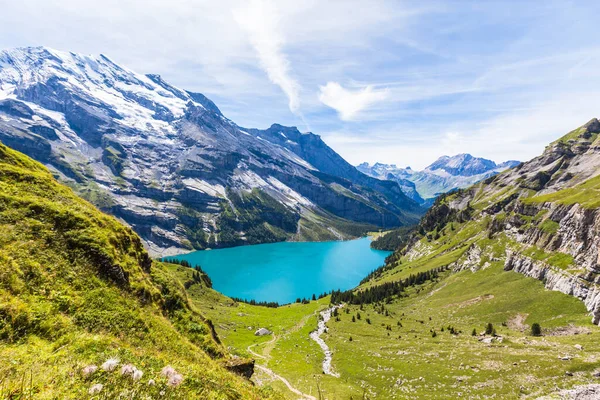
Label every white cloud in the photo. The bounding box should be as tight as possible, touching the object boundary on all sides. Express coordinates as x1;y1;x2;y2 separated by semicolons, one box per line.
318;82;390;121
233;0;300;113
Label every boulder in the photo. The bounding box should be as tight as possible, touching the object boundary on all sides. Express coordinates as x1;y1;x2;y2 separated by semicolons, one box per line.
254;328;272;336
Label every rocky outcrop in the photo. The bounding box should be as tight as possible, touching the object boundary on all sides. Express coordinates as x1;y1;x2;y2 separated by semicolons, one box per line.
223;357;255;379
504;252;600;324
453;244;489;273
254;328;272;336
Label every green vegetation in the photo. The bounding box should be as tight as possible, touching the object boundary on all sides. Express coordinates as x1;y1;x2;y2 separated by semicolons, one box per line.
524;174;600;209
531;322;542;336
331;266;448;304
0;142;276;399
370;225;415;251
217;188;299;246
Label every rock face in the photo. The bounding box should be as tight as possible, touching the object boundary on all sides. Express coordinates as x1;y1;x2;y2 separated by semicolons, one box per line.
504;251;600;324
0;47;423;256
357;155;520;203
223;358;255;379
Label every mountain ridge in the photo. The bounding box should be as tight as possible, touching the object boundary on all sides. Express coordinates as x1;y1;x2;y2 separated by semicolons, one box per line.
358;154;520;202
0;46;422;256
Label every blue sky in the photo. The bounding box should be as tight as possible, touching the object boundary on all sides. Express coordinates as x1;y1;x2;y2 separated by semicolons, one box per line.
1;0;600;169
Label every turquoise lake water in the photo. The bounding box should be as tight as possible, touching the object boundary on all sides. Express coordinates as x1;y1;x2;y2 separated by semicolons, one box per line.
169;237;390;304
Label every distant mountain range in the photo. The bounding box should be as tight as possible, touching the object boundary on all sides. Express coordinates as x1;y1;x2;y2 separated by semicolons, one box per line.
357;154;520;203
0;46;423;256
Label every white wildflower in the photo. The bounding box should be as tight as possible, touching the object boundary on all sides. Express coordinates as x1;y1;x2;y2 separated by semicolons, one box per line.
147;379;156;386
121;364;136;376
167;373;184;387
132;369;143;381
101;358;119;372
159;390;165;396
88;383;103;394
81;365;98;377
161;365;177;378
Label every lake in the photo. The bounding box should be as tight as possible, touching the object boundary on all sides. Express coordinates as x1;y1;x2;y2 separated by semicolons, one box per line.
168;237;391;304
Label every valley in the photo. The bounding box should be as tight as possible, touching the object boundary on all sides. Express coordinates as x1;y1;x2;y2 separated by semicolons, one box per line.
165;118;600;398
1;44;600;399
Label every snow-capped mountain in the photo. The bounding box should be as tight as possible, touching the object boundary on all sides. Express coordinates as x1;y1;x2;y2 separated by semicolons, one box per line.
358;155;520;202
0;46;423;256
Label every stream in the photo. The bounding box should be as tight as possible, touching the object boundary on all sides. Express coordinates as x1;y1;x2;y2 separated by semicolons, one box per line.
309;304;344;377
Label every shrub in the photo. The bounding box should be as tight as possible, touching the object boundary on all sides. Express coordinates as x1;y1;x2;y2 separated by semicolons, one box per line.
531;323;542;336
485;323;494;335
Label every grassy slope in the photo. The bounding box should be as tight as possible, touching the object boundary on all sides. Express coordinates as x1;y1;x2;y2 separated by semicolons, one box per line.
325;264;598;399
0;142;277;399
167;263;335;398
185;247;600;399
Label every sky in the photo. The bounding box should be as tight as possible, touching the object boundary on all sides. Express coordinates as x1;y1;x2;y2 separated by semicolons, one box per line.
1;0;600;169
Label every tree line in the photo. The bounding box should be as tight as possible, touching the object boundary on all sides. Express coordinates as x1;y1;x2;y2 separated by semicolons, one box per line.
230;298;280;308
331;266;449;305
161;258;213;288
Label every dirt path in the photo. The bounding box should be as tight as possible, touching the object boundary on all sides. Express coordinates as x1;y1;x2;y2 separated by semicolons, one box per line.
248;308;323;399
247;334;277;360
255;365;316;400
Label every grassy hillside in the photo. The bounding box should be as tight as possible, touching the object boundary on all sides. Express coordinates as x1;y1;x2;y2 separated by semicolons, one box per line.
0;142;278;399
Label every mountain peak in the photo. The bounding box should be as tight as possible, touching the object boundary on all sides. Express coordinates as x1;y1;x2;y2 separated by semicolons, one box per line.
426;153;497;177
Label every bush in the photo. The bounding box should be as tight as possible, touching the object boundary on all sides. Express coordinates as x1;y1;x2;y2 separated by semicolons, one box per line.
485;323;494;335
531;322;542;336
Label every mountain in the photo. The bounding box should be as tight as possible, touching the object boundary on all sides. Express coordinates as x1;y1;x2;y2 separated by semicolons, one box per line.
357;154;520;202
0;46;423;256
0;142;270;398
